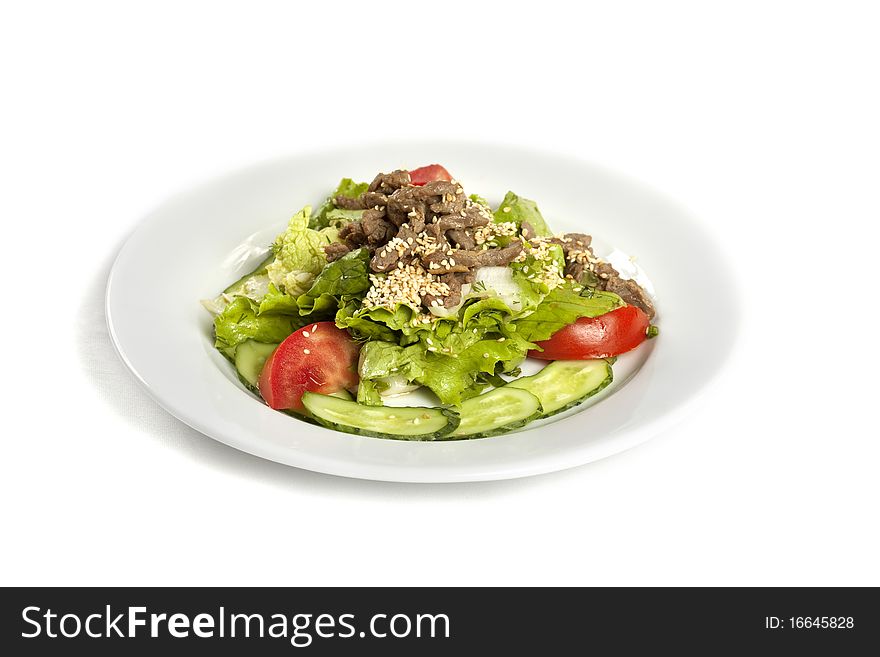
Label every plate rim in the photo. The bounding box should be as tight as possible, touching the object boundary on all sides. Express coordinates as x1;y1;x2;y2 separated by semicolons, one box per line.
105;140;741;482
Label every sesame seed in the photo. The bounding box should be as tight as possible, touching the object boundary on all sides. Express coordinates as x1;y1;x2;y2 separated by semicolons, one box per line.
502;206;511;213
311;325;317;332
497;337;505;342
302;331;310;337
482;353;490;358
303;349;310;354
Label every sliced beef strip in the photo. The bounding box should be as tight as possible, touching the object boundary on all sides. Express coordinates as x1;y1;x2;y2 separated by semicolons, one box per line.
335;191;389;210
324;242;351;262
421;251;471;273
419;180;460;198
544;232;593;258
385;195;428;228
361;209;396;246
338;221;367;248
471;240;523;267
422;240;523;274
361;191;389;208
423;223;453;251
422;271;476;309
406;211;426;234
435;207;490;232
414;181;465;216
367;169;411;193
369;224;420;273
594;262;656;319
605;277;656;319
334;195;366;210
430;197;466;215
564;260;587;282
562;232;592;250
447;228;475;250
369;247;399;273
442;270;476;307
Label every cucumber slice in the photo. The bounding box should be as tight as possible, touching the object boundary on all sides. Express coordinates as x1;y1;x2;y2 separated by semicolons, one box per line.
223;252;274;296
202;252;274;314
451;387;542;438
234;341;278;387
507;359;612;417
301;392;459;440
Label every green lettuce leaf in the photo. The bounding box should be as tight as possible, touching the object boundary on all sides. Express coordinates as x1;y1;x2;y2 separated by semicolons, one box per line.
257;283;300;315
509;243;566;310
469;193;490;207
356;336;526;406
213;297;306;357
296;248;371;315
356;379;383;406
321;208;363;229
310;178;369;230
514;282;624;342
358;341;428;382
417;337;531;406
494;191;553;236
335;301;399;342
266;206;336;296
347;296;534;405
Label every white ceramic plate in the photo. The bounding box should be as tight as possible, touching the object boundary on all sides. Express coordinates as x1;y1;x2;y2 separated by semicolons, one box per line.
106;142;738;482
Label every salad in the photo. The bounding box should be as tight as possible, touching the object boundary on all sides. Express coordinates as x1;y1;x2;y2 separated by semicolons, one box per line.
202;164;658;440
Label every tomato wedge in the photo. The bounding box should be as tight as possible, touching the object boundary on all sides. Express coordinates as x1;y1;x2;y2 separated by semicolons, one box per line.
409;164;453;186
529;306;651;360
258;322;360;411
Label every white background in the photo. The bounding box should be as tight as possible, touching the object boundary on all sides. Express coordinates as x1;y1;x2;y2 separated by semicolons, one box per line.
2;1;878;586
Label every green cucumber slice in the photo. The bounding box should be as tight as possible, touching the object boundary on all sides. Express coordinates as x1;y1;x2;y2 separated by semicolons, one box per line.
301;392;459;440
223;252;274;296
507;359;612;417
451;387;542;438
202;253;274;314
234;341;278;388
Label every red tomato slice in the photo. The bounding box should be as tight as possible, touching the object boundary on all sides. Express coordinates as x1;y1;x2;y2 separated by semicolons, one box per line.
529;306;651;360
409;164;453;186
258;321;360;411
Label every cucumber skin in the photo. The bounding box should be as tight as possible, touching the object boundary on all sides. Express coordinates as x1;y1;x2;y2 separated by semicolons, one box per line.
311;407;460;441
508;362;614;419
236;372;262;396
301;393;461;441
448;388;544;440
541;368;612;417
443;407;543;440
